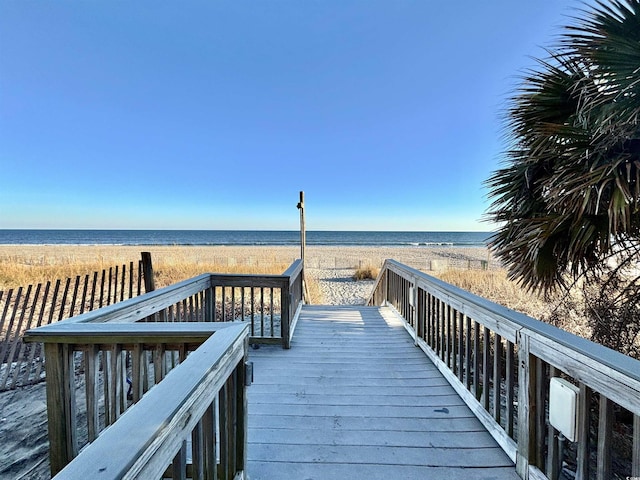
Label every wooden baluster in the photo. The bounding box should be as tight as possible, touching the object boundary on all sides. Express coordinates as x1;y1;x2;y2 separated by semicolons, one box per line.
426;293;432;347
446;305;452;369
218;380;230;480
483;327;491;411
546;366;559;480
576;383;592;480
516;330;536;478
103;348;112;425
192;416;205;480
535;358;547;469
221;287;226;323
465;315;472;391
632;414;639;477
260;287;265;337
172;440;187;480
250;287;255;336
241;287;246;323
597;395;613;480
109;344;124;421
493;334;502;425
202;401;217;480
440;300;446;361
154;343;166;385
506;340;515;438
189;295;196;322
212;285;218;322
458;312;464;383
231;287;236;321
270;287;275;337
473;321;480;400
44;342;78;476
85;344;101;442
132;343;143;403
235;346;248;475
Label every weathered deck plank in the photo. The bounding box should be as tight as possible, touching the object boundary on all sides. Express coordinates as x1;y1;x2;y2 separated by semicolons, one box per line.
247;305;519;480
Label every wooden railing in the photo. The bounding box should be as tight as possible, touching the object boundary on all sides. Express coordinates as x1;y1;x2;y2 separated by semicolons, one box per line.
24;261;303;477
204;259;304;349
28;322;249;479
368;259;640;480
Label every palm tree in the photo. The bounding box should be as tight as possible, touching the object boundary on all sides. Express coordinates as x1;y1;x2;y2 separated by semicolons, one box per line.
486;0;640;293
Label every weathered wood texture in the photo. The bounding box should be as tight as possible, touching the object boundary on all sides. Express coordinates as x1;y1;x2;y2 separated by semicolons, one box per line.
247;305;519;480
369;259;640;480
31;322;240;476
49;323;249;480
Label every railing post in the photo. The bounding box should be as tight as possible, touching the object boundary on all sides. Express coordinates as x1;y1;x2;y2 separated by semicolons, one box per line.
204;283;215;322
44;343;78;476
516;329;535;479
281;281;291;349
235;336;249;475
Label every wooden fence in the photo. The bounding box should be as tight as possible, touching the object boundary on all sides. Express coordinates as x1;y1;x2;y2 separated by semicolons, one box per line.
368;259;640;480
23;259;302;477
0;258;149;391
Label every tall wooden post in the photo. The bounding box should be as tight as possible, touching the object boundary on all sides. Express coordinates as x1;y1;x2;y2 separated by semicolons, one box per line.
297;191;310;303
297;191;306;268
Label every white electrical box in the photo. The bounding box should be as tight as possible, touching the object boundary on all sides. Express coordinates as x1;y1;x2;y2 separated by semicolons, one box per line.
549;377;580;442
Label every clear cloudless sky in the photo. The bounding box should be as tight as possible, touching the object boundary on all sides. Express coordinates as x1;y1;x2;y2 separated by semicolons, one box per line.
0;0;592;231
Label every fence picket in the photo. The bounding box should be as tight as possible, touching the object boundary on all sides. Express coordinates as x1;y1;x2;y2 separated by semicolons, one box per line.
58;278;71;321
79;274;89;315
69;276;80;318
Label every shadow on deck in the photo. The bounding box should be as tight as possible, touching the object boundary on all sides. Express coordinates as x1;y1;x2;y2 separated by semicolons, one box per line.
247;305;519;480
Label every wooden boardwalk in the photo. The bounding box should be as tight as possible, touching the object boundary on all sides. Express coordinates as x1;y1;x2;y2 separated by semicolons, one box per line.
247;305;520;480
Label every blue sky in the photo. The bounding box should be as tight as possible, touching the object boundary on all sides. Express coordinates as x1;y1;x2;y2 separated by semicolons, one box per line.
1;1;588;231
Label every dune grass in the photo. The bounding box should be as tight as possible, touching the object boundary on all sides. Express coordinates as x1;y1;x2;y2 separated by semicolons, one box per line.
353;265;380;281
0;246;294;291
433;268;588;338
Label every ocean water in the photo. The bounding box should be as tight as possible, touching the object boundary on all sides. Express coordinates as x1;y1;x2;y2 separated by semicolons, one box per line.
0;230;491;247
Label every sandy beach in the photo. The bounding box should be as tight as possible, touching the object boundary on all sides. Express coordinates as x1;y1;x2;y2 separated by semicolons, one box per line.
0;244;494;479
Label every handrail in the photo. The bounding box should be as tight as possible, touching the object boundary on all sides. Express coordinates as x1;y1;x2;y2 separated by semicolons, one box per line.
50;323;249;480
283;259;304;348
30;273;212;327
369;259;640;480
